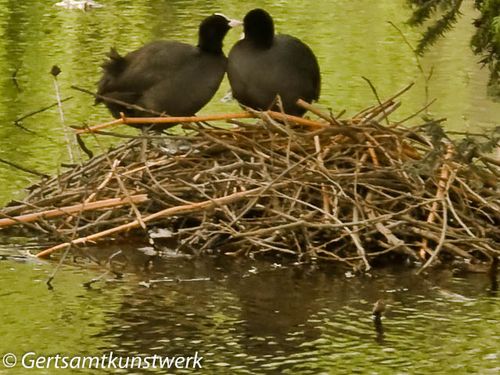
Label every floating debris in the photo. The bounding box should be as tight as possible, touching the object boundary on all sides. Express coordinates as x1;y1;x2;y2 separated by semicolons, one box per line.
54;0;103;11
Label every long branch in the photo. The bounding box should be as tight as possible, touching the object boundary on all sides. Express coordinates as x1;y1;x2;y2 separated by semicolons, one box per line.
36;185;279;258
0;195;148;228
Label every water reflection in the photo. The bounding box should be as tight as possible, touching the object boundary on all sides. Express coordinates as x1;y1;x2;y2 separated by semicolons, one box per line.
21;246;488;373
0;242;499;373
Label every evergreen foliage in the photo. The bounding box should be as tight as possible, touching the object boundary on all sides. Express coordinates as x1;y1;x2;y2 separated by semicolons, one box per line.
408;0;500;97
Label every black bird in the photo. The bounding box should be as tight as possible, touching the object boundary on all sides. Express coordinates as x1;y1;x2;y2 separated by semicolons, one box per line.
227;8;320;116
96;14;240;127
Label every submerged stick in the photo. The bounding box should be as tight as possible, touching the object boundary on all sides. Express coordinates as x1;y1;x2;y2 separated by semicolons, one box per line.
14;97;73;124
0;158;49;178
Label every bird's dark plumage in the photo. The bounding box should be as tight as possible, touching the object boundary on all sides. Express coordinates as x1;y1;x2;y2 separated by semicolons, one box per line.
227;9;321;116
96;14;235;127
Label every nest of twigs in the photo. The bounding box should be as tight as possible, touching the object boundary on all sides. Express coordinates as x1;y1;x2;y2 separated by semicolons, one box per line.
0;86;498;272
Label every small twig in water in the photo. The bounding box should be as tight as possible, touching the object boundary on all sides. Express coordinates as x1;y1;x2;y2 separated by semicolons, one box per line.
0;158;49;178
51;66;76;163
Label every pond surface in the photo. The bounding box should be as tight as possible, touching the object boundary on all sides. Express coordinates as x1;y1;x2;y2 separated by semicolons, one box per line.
0;1;499;374
0;0;499;205
1;244;499;374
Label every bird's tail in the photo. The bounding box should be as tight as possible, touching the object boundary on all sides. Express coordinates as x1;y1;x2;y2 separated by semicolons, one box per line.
101;48;127;77
96;48;127;105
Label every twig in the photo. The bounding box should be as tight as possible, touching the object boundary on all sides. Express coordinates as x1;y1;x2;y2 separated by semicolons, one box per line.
361;76;390;125
36;185;281;258
0;158;49;178
419;143;454;258
296;98;342;126
417;195;449;274
86;125;147;229
51;67;76;163
0;195;148;228
76;112;253;134
388;21;433;106
71;85;164;117
352;206;371;271
314;135;331;214
14;97;73;124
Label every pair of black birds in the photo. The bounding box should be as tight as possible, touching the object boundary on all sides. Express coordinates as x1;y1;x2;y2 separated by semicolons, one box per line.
96;9;321;128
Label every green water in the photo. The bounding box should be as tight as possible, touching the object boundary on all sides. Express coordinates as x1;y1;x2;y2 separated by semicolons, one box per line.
0;0;498;205
0;245;499;374
0;1;499;374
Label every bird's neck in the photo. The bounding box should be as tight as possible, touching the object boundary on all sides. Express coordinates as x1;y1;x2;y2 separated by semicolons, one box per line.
198;37;224;55
249;36;273;49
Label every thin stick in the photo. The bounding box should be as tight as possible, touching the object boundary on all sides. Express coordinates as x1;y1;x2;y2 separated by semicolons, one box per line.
84;159;120;203
36;185;273;258
352;206;371;271
75;113;251;134
86;125;147;229
419;143;454;258
353;82;415;120
376;81;415;107
417;194;449;274
122;112;253;125
362;76;390;125
388;21;433;106
0;158;49;178
77;110;328;134
0;195;148;228
366;143;380;167
73;118;123;134
395;98;437;125
71;85;164;116
314;135;331;214
296;98;342;126
266;111;329;128
14;97;73;124
52;71;75;163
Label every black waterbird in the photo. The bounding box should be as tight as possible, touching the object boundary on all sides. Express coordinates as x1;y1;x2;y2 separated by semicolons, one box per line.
96;14;241;129
227;8;321;116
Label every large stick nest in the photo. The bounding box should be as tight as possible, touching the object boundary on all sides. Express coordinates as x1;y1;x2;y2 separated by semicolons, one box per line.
0;95;498;272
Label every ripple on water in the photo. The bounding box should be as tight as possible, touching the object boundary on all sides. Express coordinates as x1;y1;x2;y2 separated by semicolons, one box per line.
0;242;499;374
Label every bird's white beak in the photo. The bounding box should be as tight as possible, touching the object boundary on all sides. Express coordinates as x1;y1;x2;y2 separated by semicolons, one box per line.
228;19;243;28
214;13;243;28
